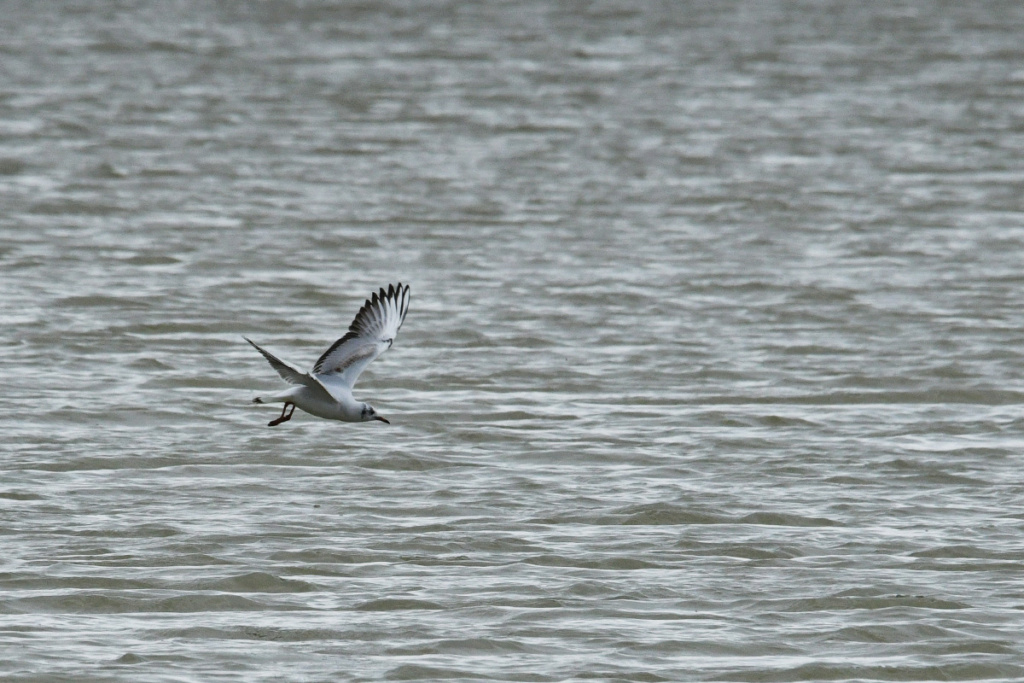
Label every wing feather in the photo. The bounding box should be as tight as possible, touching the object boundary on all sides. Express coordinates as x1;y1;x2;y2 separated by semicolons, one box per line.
244;336;337;403
312;283;410;389
244;337;309;386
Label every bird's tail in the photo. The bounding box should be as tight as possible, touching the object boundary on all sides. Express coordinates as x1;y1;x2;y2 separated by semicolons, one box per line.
250;388;295;405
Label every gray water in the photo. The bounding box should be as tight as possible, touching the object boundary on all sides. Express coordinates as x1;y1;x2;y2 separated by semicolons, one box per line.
3;2;1024;681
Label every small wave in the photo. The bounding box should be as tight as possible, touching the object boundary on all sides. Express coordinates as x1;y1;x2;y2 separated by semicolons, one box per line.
354;598;445;611
739;512;841;527
192;571;318;593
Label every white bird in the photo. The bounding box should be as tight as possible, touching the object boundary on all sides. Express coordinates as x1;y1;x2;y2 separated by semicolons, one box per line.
245;283;411;427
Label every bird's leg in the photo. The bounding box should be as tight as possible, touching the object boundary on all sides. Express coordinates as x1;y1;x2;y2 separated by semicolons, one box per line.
268;402;295;427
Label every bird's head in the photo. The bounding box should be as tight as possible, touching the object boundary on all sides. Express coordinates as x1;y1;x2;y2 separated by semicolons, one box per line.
362;403;390;424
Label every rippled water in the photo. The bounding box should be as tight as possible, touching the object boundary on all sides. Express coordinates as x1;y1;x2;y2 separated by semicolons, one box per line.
3;2;1024;681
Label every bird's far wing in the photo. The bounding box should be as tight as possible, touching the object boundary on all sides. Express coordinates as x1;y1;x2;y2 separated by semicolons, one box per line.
244;337;317;387
311;283;410;390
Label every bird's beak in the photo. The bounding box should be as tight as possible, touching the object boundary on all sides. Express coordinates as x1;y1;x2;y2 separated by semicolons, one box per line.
373;415;390;424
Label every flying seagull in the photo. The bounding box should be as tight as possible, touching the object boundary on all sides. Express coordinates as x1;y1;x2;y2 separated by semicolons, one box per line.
245;283;411;427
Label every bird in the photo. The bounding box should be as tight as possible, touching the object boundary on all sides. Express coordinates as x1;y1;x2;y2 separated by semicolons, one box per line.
245;283;411;427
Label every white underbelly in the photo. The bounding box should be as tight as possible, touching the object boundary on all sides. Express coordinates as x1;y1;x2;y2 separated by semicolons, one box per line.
292;387;361;422
293;389;345;421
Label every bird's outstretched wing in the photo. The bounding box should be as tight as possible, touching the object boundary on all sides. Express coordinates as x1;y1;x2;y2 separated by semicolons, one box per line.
312;283;410;390
244;336;336;398
244;337;310;385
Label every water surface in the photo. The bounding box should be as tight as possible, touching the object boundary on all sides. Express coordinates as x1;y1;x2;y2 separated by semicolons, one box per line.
2;2;1024;681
